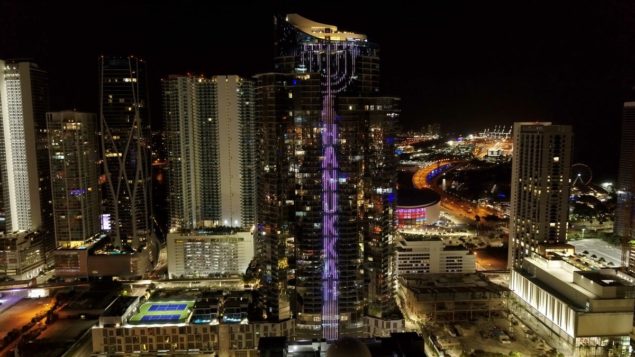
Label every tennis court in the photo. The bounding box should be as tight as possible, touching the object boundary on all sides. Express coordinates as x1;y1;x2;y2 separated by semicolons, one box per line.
148;304;187;311
129;300;195;324
140;314;181;322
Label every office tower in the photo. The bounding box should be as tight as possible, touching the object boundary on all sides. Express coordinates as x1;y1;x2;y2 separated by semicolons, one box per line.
337;97;400;318
0;60;51;235
615;102;635;270
98;56;151;248
256;14;388;339
162;74;255;229
509;122;573;268
47;111;100;248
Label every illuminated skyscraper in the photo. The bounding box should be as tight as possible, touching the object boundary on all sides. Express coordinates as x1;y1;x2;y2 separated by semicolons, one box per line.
615;102;635;270
162;75;255;229
254;71;321;323
509;122;573;268
338;97;400;318
98;56;151;248
47;111;100;248
256;14;396;340
0;60;51;235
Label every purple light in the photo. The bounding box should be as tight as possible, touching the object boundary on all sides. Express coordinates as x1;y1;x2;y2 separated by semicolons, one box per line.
70;188;87;197
321;45;339;341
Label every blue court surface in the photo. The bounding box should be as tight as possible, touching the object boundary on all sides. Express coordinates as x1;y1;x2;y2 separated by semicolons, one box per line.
141;314;181;322
148;304;187;311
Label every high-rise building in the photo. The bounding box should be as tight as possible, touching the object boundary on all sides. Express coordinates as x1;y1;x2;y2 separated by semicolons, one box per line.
47;111;100;248
162;74;255;229
338;97;399;317
0;60;51;235
98;56;152;248
509;122;573;268
254;71;321;323
256;14;397;340
615;102;635;270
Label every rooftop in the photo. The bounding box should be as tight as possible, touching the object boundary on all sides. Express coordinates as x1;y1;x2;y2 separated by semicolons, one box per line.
524;255;596;300
397;188;440;207
286;13;367;42
128;300;194;325
400;273;508;297
102;296;139;317
578;270;635;287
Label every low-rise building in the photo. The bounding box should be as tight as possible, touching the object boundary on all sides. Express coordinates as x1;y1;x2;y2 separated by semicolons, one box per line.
399;273;508;322
396;188;441;229
91;289;405;356
396;236;475;275
91;290;292;356
510;254;635;356
0;231;46;279
54;234;152;279
167;228;254;279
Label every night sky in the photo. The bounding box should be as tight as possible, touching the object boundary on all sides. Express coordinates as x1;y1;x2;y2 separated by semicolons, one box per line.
1;0;634;180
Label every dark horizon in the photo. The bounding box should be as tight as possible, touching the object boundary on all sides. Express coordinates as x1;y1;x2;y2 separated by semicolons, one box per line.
1;0;634;180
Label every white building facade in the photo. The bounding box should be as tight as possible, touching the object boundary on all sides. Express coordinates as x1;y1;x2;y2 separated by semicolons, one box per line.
0;60;48;232
395;237;475;275
163;75;255;230
167;229;254;278
510;255;635;355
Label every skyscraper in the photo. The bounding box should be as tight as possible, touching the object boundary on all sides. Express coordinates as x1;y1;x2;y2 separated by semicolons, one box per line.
256;14;394;340
98;56;151;248
615;101;635;270
254;71;321;323
47;111;100;248
509;122;573;268
163;74;255;230
0;60;51;235
338;97;400;318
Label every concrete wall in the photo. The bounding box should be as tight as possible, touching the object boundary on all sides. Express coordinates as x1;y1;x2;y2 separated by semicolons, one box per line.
576;312;633;337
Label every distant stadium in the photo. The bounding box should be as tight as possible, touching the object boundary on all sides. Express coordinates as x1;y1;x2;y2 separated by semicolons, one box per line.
396;188;441;229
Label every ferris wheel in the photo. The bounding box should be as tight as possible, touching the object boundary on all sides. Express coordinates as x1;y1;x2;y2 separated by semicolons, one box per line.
571;163;592;186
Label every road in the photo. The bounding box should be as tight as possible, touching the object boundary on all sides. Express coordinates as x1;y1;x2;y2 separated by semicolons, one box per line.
61;328;93;357
0;297;53;338
412;160;503;222
0;297;55;356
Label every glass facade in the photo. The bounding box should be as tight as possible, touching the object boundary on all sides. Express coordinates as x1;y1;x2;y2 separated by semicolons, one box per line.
396;207;427;229
47;111;100;247
255;14;398;339
99;56;151;248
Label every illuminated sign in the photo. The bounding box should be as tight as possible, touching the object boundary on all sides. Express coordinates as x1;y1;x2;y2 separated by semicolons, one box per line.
321;49;339;341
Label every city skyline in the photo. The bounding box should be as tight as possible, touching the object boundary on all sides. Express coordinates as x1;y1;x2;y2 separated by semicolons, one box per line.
0;2;635;356
1;1;633;178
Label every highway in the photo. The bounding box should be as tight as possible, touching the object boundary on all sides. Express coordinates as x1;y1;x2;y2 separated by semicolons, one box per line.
412;160;503;222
